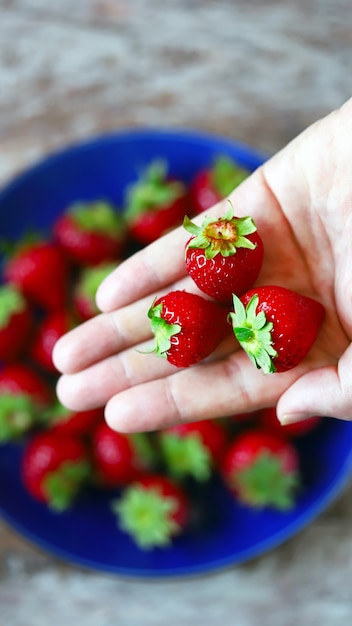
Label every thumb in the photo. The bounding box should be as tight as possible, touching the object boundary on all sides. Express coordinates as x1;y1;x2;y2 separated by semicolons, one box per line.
276;345;352;424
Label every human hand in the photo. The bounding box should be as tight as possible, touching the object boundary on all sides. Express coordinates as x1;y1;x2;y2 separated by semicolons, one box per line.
53;98;352;433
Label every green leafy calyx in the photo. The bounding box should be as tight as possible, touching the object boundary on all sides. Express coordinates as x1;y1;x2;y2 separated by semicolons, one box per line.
43;460;91;512
112;484;180;549
0;284;27;329
211;155;250;197
160;431;212;482
69;201;124;235
231;451;300;510
184;202;257;260
147;301;181;359
125;160;185;220
0;393;36;442
228;294;278;374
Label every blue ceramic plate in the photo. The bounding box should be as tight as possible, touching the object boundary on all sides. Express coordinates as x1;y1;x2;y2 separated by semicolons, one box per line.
1;129;352;578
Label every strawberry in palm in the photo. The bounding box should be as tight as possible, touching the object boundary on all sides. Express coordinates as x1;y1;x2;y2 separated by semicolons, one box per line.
190;154;250;215
229;286;325;373
112;474;189;549
53;200;126;266
184;202;263;304
221;429;300;510
124;160;188;245
0;284;33;361
148;290;229;368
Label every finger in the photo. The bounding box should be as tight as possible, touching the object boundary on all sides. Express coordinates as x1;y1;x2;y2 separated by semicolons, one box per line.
96;221;192;313
104;351;306;433
53;274;209;374
277;344;352;423
52;298;152;374
55;340;178;411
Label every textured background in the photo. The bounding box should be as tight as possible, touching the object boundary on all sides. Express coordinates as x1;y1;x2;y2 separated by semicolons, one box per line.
1;1;352;624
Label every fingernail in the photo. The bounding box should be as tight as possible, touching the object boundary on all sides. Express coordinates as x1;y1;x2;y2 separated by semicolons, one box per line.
279;413;309;425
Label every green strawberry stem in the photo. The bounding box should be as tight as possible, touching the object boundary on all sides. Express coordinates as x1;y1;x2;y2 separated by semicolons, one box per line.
229;294;278;374
0;285;27;329
184;201;257;259
43;460;91;512
0;393;37;442
125;160;185;220
112;484;179;549
231;452;300;510
211;155;250;197
147;301;181;358
69;201;125;234
160;432;212;482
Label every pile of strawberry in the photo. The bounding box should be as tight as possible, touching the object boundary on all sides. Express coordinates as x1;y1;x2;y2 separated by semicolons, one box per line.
0;155;325;551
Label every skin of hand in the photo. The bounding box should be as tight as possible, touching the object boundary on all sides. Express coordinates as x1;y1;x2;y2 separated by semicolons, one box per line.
53;98;352;433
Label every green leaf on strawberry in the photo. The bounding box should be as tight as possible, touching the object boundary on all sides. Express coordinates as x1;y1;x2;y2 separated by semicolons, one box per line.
43;460;91;512
69;201;124;234
230;451;299;511
147;301;181;358
229;294;278;373
125;161;185;220
0;393;37;442
184;202;257;260
211;155;250;197
0;285;26;329
112;484;179;549
160;431;212;482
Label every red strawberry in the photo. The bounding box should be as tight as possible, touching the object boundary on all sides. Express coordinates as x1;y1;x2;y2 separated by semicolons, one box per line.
0;284;33;361
43;400;104;436
148;289;229;368
91;421;156;487
221;429;300;510
159;419;227;481
111;474;189;549
229;286;325;374
53;200;126;266
190;155;250;215
184;203;264;303
3;239;68;311
0;364;51;442
73;262;117;321
124;161;188;245
258;406;322;439
29;310;73;373
21;430;91;511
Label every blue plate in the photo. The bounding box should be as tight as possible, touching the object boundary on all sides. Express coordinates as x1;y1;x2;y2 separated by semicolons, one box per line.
1;129;352;577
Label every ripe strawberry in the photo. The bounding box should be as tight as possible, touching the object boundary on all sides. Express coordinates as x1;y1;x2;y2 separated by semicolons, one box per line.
0;364;51;442
184;203;264;303
158;419;227;482
21;430;91;511
111;474;189;549
190;155;250;215
29;310;73;373
91;421;156;487
43;400;104;436
3;239;68;311
148;289;229;368
73;262;117;321
229;286;325;374
221;429;300;510
124;160;188;245
53;200;126;266
258;406;322;439
0;284;33;361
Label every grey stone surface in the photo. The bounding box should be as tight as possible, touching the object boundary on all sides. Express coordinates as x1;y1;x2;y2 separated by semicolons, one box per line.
1;1;352;623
